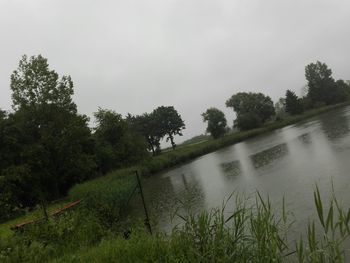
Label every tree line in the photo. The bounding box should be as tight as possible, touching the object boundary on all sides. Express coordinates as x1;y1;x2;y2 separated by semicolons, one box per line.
0;55;185;221
202;61;350;138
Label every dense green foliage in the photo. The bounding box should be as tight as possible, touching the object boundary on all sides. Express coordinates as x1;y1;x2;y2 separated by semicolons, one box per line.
202;107;227;139
226;92;275;130
10;55;76;112
305;61;350;106
335;79;350;102
94;108;147;173
127;113;163;155
0;56;96;221
127;106;185;154
305;61;335;105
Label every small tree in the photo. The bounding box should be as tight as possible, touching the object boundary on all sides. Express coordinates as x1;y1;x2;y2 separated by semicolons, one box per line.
285;90;303;115
153;106;185;150
202;108;227;139
226;92;275;130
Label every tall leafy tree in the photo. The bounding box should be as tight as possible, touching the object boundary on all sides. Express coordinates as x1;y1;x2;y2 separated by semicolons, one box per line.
305;61;336;105
202;108;227;139
1;55;96;218
285;90;303;115
152;106;185;150
305;61;350;105
226;92;275;130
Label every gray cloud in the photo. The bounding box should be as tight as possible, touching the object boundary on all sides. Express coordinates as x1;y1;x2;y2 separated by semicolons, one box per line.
1;0;350;144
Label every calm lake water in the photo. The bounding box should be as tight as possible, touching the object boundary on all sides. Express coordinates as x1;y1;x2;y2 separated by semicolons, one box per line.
130;106;350;235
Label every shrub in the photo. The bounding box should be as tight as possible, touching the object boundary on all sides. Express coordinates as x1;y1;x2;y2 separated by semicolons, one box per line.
235;113;262;130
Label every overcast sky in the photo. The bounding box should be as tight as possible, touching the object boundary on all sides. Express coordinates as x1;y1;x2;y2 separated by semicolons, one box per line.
1;0;350;144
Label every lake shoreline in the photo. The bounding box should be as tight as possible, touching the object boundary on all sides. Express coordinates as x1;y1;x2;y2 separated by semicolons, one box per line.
140;101;350;177
2;102;350;262
1;101;349;236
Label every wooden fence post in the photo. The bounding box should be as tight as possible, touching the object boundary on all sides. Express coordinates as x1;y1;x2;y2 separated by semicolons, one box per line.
135;170;152;235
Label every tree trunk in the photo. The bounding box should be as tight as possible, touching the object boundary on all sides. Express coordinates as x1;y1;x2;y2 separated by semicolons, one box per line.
155;145;161;155
147;138;155;156
150;144;155;156
41;200;49;221
169;134;176;150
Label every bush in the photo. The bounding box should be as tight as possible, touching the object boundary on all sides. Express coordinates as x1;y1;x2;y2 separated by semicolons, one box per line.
235;113;262;130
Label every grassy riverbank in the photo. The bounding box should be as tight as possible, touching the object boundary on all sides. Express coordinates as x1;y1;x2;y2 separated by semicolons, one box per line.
55;189;350;263
1;188;350;262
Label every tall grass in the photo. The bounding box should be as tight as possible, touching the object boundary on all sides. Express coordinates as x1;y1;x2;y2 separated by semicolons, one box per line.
1;187;349;262
295;186;350;262
68;168;137;226
56;188;349;263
